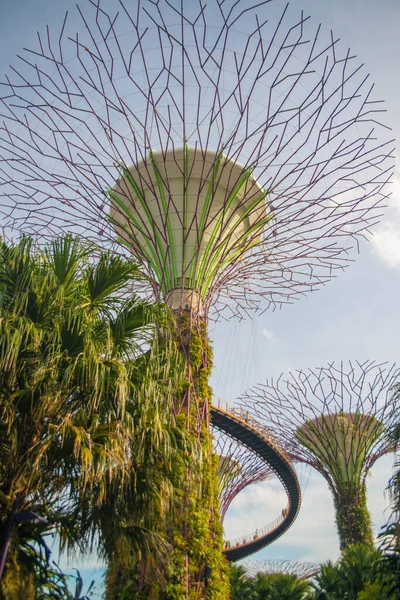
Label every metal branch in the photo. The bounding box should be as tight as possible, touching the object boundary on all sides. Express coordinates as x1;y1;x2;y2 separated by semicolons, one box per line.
213;426;273;520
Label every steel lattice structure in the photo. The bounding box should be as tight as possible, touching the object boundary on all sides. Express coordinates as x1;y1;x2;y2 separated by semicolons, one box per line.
0;0;394;319
241;360;400;549
241;559;319;579
213;427;272;520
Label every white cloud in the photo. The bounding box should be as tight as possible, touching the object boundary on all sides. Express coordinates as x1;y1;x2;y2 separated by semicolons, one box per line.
262;328;278;342
370;168;400;269
224;479;287;540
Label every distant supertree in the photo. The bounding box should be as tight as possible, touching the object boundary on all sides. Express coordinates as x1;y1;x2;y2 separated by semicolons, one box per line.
214;430;272;520
0;0;394;594
242;559;319;579
242;360;400;550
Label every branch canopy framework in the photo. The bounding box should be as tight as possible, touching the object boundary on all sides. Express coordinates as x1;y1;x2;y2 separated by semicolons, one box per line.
242;559;319;579
213;427;272;520
241;360;399;491
0;0;394;318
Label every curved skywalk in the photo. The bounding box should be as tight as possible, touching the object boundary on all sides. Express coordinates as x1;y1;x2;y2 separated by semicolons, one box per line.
211;400;301;561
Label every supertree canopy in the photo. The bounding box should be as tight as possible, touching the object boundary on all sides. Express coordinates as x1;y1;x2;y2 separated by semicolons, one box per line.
0;0;395;595
242;360;400;550
0;0;394;319
242;559;319;580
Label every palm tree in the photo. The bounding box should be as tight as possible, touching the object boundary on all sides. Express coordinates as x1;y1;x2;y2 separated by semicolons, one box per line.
313;561;343;599
252;572;312;600
313;544;380;600
0;236;185;597
229;565;255;600
340;544;380;599
93;337;193;598
268;573;312;600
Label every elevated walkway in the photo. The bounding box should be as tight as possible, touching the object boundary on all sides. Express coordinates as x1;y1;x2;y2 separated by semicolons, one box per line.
211;399;301;561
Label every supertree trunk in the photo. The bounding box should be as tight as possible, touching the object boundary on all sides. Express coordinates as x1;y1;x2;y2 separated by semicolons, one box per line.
165;312;228;599
333;483;374;550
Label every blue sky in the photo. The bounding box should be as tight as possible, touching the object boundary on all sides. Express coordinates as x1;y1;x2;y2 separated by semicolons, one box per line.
1;0;400;594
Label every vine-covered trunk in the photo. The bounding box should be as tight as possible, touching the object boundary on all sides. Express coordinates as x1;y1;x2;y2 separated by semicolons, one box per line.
164;311;229;600
333;483;374;550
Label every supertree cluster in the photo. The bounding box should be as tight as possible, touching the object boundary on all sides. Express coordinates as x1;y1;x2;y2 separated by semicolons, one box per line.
242;360;400;549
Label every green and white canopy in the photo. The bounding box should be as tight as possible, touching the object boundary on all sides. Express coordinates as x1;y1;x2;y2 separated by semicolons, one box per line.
110;146;269;311
296;412;384;490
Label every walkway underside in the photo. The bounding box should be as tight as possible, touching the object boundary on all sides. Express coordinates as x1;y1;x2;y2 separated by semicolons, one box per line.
211;402;301;562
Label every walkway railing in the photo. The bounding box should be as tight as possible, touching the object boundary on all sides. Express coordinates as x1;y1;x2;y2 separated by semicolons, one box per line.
223;506;290;550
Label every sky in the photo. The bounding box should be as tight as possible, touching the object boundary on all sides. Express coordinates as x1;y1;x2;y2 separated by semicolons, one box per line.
1;0;400;594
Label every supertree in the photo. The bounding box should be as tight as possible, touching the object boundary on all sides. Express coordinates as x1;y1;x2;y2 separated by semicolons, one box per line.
242;559;319;579
0;0;394;594
213;425;272;521
242;360;400;550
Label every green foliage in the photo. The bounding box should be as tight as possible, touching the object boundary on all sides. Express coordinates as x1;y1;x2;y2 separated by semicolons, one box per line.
374;524;400;599
386;396;400;517
356;580;381;599
313;543;381;599
340;544;380;597
228;565;312;600
69;569;95;600
252;572;313;599
229;565;255;600
371;394;400;599
0;235;180;598
102;311;230;599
